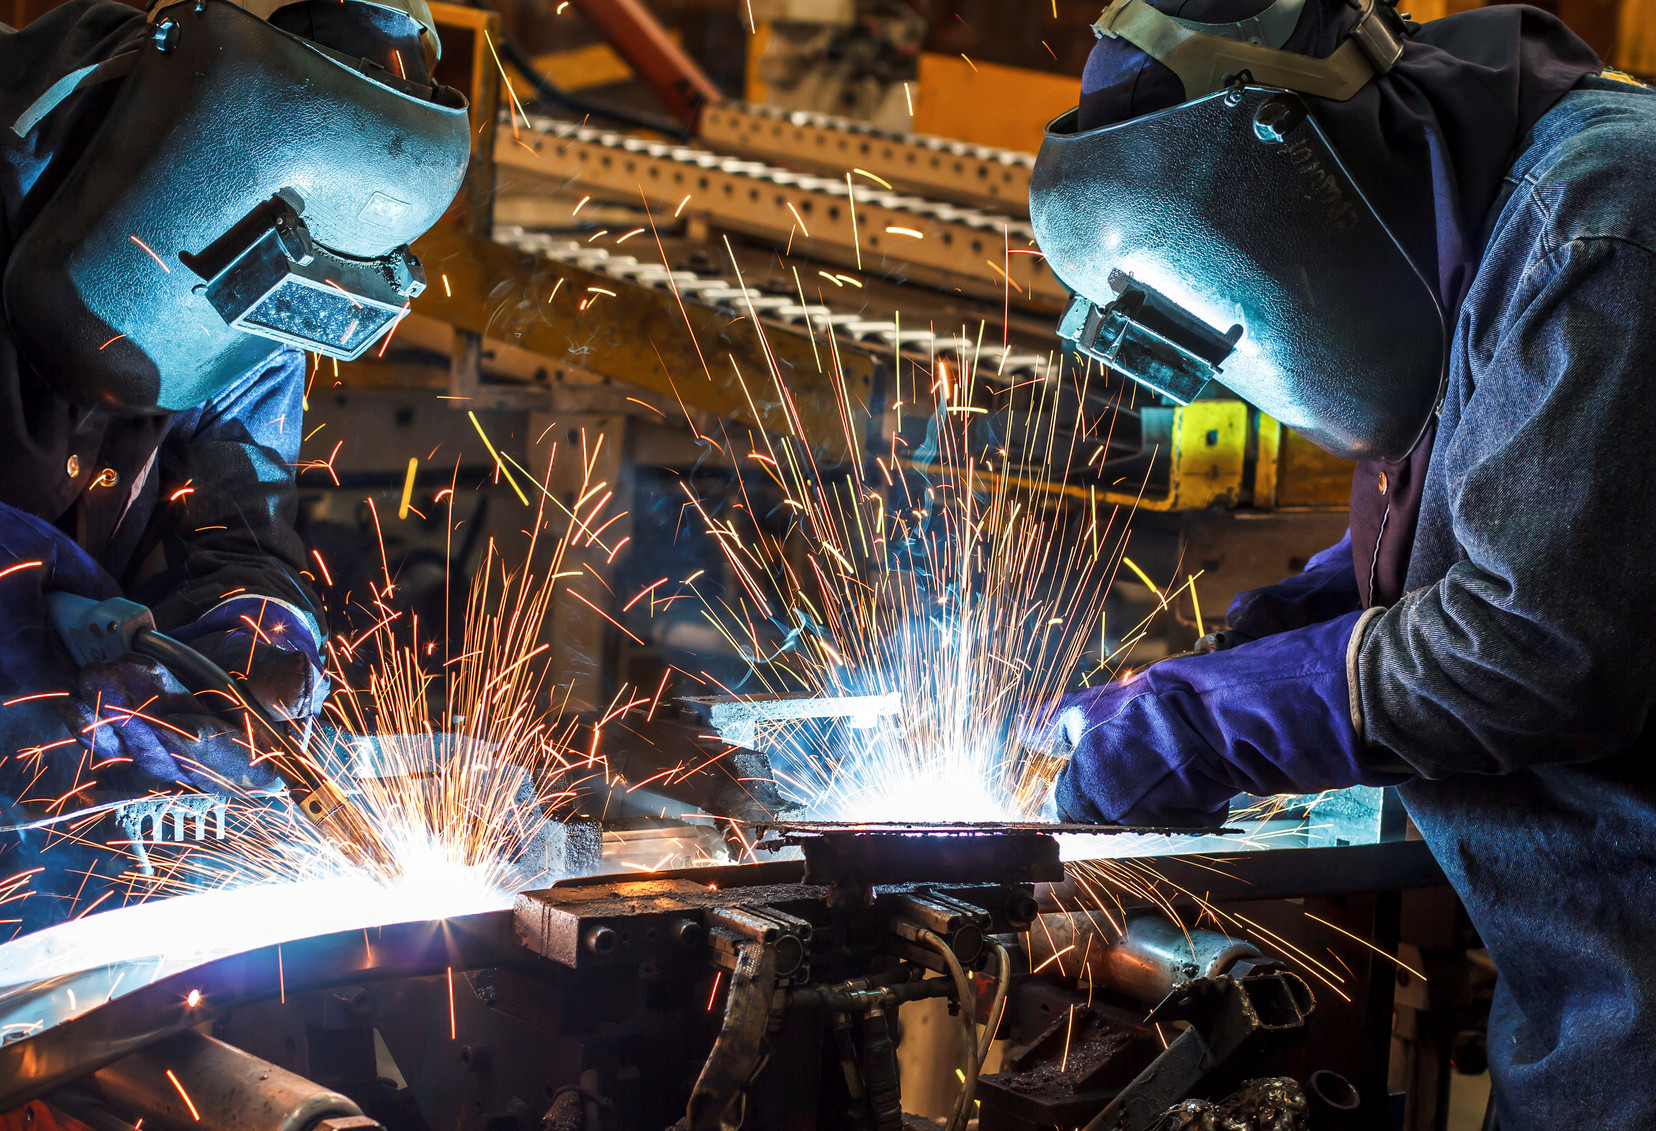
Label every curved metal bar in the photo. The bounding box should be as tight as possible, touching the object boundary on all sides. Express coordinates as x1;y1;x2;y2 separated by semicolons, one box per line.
0;910;519;1111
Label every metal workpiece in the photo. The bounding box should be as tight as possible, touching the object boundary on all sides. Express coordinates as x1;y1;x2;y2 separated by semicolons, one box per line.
697;103;1035;214
83;1028;378;1131
1025;912;1269;1006
494;116;1065;307
0;910;519;1112
684;691;904;749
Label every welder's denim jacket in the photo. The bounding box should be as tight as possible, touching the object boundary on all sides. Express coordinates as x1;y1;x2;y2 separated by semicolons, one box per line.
1354;77;1656;1128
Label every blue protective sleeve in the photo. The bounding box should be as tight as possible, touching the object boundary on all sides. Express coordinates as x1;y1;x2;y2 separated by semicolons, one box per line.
1225;530;1363;639
1358;237;1656;776
1054;610;1409;826
134;348;325;645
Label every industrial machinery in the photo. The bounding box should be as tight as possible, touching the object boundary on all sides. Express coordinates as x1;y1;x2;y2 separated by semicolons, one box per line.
0;3;1481;1128
0;822;1434;1131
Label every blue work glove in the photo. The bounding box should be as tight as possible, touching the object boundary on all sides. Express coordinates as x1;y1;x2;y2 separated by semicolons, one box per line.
170;597;328;720
63;657;285;792
1225;530;1361;639
0;502;287;794
0;504;122;799
1034;611;1409;827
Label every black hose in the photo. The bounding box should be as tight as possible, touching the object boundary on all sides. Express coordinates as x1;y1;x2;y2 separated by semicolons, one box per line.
132;630;315;782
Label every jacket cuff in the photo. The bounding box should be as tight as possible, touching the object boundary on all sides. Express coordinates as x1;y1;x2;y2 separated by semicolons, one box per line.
1346;606;1386;743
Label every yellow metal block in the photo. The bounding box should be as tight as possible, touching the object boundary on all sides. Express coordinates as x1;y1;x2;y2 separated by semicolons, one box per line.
1162;400;1249;511
1271;424;1356;509
509;34;684;94
1253;414;1282;509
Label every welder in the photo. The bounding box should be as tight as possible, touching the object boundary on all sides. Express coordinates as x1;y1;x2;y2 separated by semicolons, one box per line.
1023;0;1656;1123
0;0;468;929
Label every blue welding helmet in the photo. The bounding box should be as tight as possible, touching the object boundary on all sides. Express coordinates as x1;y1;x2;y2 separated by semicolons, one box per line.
1029;0;1446;463
2;0;469;414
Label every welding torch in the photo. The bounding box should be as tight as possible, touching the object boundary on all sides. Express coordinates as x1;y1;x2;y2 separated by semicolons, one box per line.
46;592;399;877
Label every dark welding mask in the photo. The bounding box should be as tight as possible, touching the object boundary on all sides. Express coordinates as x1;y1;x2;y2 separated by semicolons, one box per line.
1029;0;1446;462
2;0;469;413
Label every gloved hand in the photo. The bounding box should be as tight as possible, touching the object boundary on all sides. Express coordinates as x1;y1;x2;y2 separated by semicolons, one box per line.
0;502;291;794
169;597;328;720
1028;611;1409;827
0;504;122;799
62;654;286;793
1225;530;1361;640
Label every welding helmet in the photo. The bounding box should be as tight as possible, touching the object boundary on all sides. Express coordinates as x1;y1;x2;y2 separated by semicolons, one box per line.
2;0;470;414
1029;0;1446;463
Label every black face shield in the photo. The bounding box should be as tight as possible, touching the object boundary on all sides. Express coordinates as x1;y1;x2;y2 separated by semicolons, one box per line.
1031;0;1447;463
3;0;470;413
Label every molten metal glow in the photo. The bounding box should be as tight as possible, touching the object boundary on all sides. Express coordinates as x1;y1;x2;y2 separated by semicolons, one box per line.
0;871;512;1037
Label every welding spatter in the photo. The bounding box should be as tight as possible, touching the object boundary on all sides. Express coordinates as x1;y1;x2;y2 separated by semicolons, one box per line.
46;592;399;879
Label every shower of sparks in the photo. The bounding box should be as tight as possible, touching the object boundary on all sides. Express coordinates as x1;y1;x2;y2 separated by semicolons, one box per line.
0;442;652;1002
672;253;1173;827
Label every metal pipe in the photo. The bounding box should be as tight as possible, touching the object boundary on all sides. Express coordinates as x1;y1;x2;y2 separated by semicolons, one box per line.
1026;912;1264;1005
82;1028;380;1131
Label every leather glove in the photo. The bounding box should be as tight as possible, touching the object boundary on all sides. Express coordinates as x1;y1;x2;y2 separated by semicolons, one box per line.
62;655;286;792
1032;611;1409;827
0;502;296;794
170;597;328;720
1225;530;1361;640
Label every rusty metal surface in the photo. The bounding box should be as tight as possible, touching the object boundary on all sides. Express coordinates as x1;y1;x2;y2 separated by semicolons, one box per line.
698;102;1035;215
494;117;1064;308
410;222;881;460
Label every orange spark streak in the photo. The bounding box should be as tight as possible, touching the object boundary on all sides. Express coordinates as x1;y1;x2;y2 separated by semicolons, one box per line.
129;235;171;273
165;1070;201;1121
447;966;457;1039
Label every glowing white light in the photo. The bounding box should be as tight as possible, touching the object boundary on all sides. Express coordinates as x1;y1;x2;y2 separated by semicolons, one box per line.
0;869;512;1035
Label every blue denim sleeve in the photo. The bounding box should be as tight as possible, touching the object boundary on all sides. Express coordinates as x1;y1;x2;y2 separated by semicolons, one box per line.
1357;235;1656;775
131;347;325;647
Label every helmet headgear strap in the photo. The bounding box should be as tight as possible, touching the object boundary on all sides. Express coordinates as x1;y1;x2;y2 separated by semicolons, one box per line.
1092;0;1407;102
